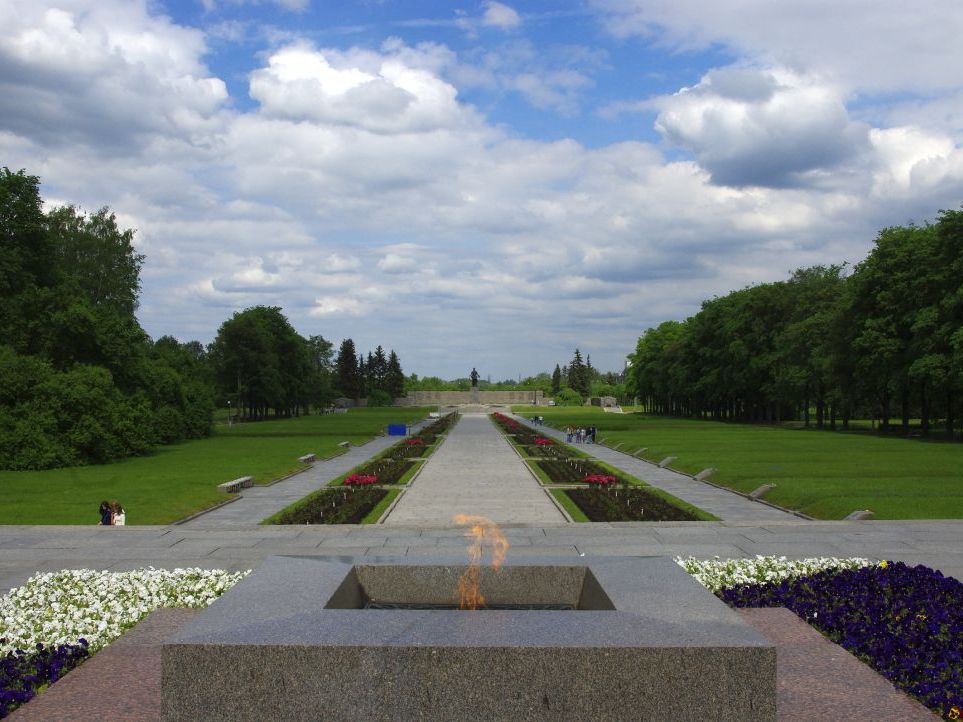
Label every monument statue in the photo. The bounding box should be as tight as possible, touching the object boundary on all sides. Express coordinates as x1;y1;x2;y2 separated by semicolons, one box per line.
470;368;479;387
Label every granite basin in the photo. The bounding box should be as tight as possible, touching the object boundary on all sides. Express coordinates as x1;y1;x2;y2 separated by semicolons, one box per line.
162;555;775;721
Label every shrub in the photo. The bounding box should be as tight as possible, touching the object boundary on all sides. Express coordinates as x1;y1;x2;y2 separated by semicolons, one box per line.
554;388;583;406
366;389;393;407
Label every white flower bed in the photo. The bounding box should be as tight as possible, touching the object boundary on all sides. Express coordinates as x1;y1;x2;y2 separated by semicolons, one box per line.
2;559;874;659
676;555;873;594
0;568;248;655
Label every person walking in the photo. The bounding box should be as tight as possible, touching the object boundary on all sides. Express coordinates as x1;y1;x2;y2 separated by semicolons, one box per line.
99;501;112;526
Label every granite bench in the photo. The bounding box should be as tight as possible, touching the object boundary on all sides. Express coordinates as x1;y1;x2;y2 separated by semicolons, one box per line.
217;476;254;493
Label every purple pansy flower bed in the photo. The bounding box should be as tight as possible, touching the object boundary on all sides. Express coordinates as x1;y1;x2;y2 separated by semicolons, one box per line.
1;639;89;718
719;562;963;720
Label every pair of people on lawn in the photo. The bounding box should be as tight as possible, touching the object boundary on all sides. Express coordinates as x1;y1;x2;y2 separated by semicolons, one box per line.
98;500;126;526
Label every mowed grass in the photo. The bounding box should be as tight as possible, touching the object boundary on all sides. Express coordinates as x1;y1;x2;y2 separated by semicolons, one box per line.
513;407;963;520
0;408;431;525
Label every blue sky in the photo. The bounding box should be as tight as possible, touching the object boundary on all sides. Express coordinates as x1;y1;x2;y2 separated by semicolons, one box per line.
2;0;962;379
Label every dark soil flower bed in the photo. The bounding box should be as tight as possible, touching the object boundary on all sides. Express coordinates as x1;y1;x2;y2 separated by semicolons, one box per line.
719;562;963;720
351;458;416;484
413;432;439;446
381;442;425;460
420;413;458;437
274;487;387;524
533;459;612;483
521;444;578;459
564;487;701;521
1;640;90;718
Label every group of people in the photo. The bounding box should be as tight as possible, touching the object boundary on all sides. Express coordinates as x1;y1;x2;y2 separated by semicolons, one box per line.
99;500;126;526
566;425;597;444
531;415;545;425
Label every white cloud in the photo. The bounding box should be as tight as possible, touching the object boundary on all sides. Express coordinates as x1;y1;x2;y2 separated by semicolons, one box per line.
869;127;963;198
248;42;480;133
0;0;227;149
451;40;604;115
652;67;869;187
507;70;592;115
591;0;963;94
377;252;420;274
323;253;361;272
309;296;370;316
4;2;963;377
482;2;522;30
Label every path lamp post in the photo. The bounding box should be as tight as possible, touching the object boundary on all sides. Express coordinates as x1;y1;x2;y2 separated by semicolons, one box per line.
228;400;232;428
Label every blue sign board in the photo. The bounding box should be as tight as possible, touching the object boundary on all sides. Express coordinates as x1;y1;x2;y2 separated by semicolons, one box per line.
387;424;408;436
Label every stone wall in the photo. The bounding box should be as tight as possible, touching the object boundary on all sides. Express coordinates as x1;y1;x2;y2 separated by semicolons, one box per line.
395;390;544;406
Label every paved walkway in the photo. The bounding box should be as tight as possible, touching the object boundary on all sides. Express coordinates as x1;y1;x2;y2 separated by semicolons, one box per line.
2;520;963;595
513;415;797;522
383;414;565;525
180;422;425;528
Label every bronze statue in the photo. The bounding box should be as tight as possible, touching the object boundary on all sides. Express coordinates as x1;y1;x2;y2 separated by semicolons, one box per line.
470;368;479;387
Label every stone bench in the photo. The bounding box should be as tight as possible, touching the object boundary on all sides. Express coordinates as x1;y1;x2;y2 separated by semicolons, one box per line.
217;476;253;494
298;454;316;464
337;441;351;450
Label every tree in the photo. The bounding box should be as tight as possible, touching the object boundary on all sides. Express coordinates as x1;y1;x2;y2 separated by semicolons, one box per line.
334;339;361;400
46;205;144;316
357;353;367;397
386;350;405;399
551;364;562;395
372;345;388;391
568;349;590;398
209;306;312;419
0;168;213;469
304;335;335;409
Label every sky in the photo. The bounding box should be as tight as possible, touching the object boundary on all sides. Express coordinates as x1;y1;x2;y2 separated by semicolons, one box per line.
2;1;962;380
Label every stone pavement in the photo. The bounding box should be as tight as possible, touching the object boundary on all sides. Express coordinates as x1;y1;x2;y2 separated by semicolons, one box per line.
513;414;798;521
179;421;425;528
3;520;963;595
383;413;565;525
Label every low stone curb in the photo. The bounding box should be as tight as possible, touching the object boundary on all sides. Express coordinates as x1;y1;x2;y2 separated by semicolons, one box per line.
172;495;241;525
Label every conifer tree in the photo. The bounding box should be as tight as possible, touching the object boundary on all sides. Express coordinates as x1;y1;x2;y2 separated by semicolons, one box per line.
386;350;405;398
334;339;360;399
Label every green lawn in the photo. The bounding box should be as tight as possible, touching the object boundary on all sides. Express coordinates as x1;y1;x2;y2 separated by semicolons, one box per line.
513;406;963;520
0;408;431;525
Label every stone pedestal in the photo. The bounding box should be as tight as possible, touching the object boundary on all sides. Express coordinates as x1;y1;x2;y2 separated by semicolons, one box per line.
470;385;479;403
163;556;775;721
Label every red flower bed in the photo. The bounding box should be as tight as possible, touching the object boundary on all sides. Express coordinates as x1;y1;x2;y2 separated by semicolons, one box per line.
491;412;521;431
583;474;618;486
344;473;379;486
405;438;425;446
534;437;553;446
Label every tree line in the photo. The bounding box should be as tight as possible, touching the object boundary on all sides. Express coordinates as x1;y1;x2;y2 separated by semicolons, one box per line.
626;208;963;437
0;168;407;470
401;349;627;406
1;168;214;469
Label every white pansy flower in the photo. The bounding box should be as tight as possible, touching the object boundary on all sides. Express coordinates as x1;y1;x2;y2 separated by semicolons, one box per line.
676;555;871;593
0;568;249;655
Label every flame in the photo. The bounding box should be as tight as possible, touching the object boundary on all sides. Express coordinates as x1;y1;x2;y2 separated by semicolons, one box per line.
453;514;509;610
